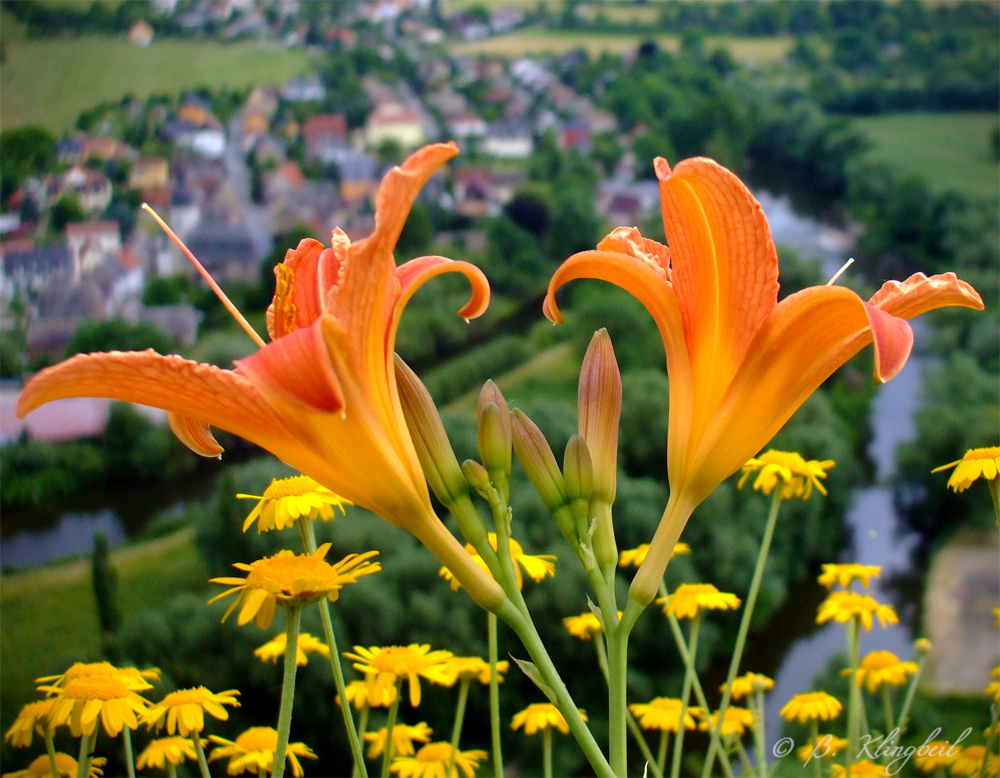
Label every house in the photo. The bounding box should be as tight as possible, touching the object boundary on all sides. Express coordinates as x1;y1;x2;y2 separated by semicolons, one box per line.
253;135;286;166
57;166;113;215
365;104;426;150
302;114;349;163
183;221;259;283
335;150;376;207
484;122;533;159
452;168;493;219
1;242;73;299
138;304;202;346
56;137;84;165
65;221;122;283
82;136;128;162
129;20;154;47
129;158;170;190
447;113;488;141
282;75;326;102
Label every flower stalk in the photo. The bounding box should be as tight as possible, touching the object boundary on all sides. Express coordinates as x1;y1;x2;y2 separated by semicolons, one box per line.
810;720;822;778
846;614;862;778
753;689;768;778
123;727;136;778
447;678;472;777
273;605;302;778
488;612;503;778
192;734;211;778
381;678;403;778
671;613;700;778
78;729;98;778
543;727;553;778
44;727;60;778
703;490;783;778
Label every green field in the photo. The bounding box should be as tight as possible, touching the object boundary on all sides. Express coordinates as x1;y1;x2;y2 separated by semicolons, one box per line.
454;30;794;63
0;529;209;728
853;112;1000;206
0;26;316;132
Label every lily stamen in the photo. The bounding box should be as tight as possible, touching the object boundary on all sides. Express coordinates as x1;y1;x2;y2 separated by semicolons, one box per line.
141;203;266;348
826;257;855;286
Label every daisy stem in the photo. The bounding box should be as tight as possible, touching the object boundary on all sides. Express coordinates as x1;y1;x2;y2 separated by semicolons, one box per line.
273;604;302;778
595;638;663;778
168;764;177;778
381;677;403;778
44;728;59;778
734;735;757;778
670;613;700;778
752;690;768;778
881;685;895;737
353;705;369;778
607;621;630;777
846;614;862;778
810;720;822;778
447;678;471;777
488;611;503;778
78;729;98;778
702;491;783;778
192;735;210;778
657;730;668;776
982;702;999;778
298;519;368;778
543;727;553;778
988;478;1000;526
122;727;136;778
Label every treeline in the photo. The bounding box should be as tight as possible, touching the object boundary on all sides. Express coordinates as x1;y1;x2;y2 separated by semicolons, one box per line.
3;0;169;37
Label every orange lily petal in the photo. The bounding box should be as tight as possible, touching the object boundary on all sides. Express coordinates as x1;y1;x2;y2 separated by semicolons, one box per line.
166;411;224;458
869;271;984;318
16;350;293;450
266;231;348;337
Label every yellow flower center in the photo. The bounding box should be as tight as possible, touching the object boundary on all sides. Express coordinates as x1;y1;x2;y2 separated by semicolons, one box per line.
160;688;211;706
860;651;899;670
417;743;452;762
262;475;323;500
965;447;1000;460
367;646;427;674
245;554;333;594
236;727;278;751
62;676;131;701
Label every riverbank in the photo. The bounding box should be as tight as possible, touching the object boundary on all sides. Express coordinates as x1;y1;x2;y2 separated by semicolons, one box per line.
0;527;208;729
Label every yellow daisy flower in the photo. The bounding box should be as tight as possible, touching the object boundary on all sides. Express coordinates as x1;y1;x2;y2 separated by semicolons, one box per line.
36;662;159;691
698;707;755;737
816;591;899;631
720;672;774;701
844;651;918;693
817;563;882;590
830;761;888;778
780;692;843;723
208;727;317;777
914;742;961;773
208;544;380;629
337;680;397;710
618;543;690;568
628;698;702;732
135;736;201;771
932;447;1000;492
422;656;509;687
656;583;741;620
364;722;433;759
237;475;351;533
41;675;150;738
390;742;488;778
4;700;54;748
2;753;105;778
439;534;555;591
254;632;330;666
797;735;849;764
561;611;624;641
343;645;454;707
949;747;998;777
738;450;835;500
987;666;1000;702
143;687;240;736
511;703;587;735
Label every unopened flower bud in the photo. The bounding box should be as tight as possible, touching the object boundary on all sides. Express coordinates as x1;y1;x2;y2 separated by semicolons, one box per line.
395;356;469;507
462;460;493;499
579;329;621;504
914;637;931;656
511;409;568;513
564;435;593;504
478;381;512;501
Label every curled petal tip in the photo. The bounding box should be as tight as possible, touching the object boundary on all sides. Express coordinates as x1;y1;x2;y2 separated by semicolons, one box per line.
542;294;563;324
167;411;224;458
654;156;672;180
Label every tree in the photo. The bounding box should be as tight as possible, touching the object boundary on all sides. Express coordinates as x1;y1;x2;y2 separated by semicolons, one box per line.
65;318;175;358
49;195;84;233
1;125;55;204
92;533;122;659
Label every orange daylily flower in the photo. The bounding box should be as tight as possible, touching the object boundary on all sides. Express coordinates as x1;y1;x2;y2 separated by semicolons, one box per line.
544;156;983;606
17;143;505;611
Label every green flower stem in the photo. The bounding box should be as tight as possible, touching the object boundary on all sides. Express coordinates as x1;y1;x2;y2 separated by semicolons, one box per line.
893;655;925;748
447;678;472;777
193;735;211;778
753;690;768;778
353;704;370;778
168;764;177;778
671;614;701;778
988;478;1000;525
733;736;757;778
657;730;669;777
810;720;822;778
543;727;554;778
881;685;895;738
595;637;663;778
272;605;302;778
845;614;862;778
78;729;98;778
381;677;403;778
122;727;136;778
702;490;784;778
488;611;503;778
607;620;630;777
44;728;60;778
298;519;368;778
982;701;999;778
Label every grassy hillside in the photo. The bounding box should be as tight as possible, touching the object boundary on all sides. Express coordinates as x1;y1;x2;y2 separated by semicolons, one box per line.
854;112;1000;206
0;29;315;132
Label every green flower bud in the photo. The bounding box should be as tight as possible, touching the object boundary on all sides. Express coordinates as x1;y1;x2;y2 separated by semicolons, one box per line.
564;435;593;504
462;459;493;499
478;381;512;501
511;409;568;514
579;329;621;504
